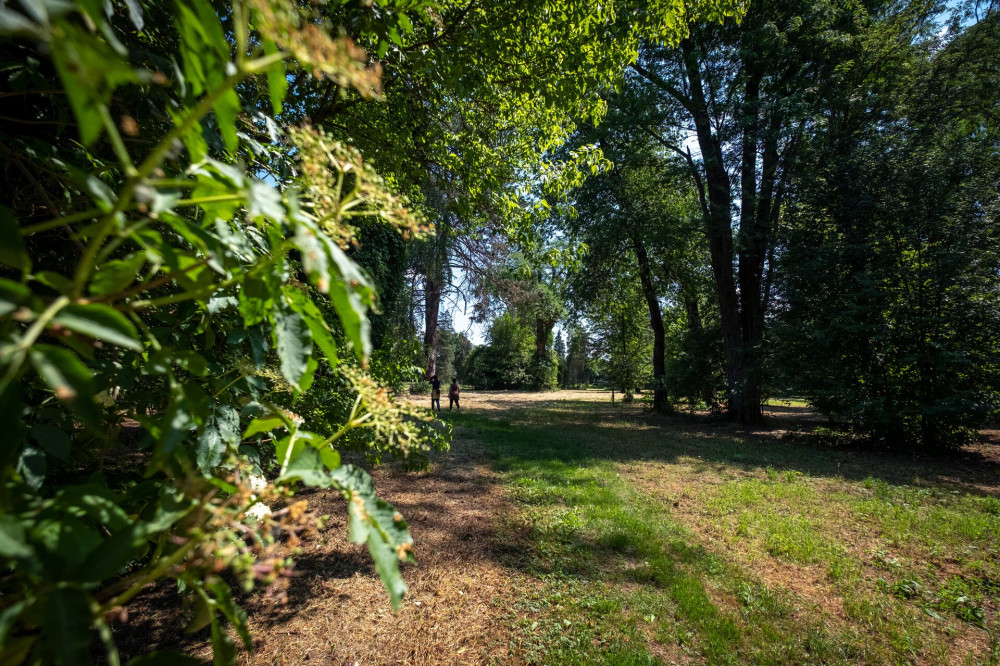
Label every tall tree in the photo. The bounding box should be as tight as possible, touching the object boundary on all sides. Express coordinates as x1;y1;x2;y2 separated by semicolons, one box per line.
631;0;866;423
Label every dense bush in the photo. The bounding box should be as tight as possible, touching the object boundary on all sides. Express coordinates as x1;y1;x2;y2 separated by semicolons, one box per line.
0;0;447;663
774;13;1000;448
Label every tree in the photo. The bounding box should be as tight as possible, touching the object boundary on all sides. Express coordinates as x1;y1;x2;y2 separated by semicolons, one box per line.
566;98;713;413
585;263;654;401
477;251;572;389
554;330;567;386
631;0;876;423
564;325;593;389
284;0;744;382
774;4;1000;448
465;314;534;389
434;324;472;382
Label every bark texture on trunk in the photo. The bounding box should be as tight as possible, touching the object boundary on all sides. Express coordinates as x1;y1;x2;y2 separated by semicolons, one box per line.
681;39;761;424
423;277;442;379
632;236;671;414
534;317;556;357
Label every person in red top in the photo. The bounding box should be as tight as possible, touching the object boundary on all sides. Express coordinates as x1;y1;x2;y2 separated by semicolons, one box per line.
448;378;461;411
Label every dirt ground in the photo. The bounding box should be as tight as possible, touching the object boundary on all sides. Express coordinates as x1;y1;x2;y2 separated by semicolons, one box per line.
117;424;529;665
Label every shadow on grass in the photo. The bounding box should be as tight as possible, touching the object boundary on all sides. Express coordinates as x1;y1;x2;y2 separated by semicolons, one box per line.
442;403;1000;496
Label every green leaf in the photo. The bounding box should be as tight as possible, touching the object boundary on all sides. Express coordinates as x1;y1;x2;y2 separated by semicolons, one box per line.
207;579;251;651
34;271;73;292
0;277;32;317
284;288;338;365
272;306;312;389
276;445;327;487
31;423;71;460
173;350;208;377
0;516;35;561
0;387;26;467
197;403;239;470
43;587;93;665
214;87;241;153
52;303;142;351
326;465;413;609
0;206;30;272
210;612;237;666
262;40;287;115
56;487;131;531
248;327;268;368
89;255;146;296
319;444;340;471
367;528;407;611
50;21;143;145
246;180;284;223
325;243;373;360
0;8;44;36
29;344;99;428
0;600;28;647
16;445;46;490
238;276;272;327
184;592;212;634
159;382;209;454
243;415;284;439
77;525;145;582
122;0;143;29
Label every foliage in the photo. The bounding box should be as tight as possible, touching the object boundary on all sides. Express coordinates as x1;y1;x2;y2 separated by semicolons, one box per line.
434;325;472;383
663;299;725;409
773;6;1000;448
526;351;561;391
0;0;449;663
465;314;535;389
562;326;594;389
587;276;653;399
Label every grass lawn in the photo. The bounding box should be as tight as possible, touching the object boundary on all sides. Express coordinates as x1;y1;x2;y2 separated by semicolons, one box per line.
121;391;1000;664
442;392;1000;665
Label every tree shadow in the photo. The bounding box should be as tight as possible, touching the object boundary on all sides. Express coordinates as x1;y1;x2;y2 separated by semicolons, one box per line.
449;399;1000;497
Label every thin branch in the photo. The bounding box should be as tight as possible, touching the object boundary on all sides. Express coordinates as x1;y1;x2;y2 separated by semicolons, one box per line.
629;62;696;115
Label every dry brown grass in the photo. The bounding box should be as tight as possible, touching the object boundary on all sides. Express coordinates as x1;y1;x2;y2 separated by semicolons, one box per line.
116;434;530;665
231;436;527;666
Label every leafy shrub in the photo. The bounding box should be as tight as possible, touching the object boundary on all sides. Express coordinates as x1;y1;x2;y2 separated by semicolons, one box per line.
0;0;447;663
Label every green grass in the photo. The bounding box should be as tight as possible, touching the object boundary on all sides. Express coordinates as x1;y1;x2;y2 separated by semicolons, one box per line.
764;398;811;408
443;400;1000;665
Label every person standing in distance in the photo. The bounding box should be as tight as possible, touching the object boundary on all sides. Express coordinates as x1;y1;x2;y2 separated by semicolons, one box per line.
448;378;461;411
430;375;441;412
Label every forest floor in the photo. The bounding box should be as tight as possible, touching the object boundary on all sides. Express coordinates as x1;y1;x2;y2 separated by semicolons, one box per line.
123;390;1000;665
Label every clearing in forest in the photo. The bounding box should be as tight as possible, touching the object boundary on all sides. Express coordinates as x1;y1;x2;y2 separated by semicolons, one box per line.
126;390;1000;665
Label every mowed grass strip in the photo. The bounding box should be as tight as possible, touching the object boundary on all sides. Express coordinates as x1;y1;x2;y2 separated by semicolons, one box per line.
446;399;1000;665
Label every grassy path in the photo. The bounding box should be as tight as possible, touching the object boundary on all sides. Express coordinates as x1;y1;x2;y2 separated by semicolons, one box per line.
447;393;1000;665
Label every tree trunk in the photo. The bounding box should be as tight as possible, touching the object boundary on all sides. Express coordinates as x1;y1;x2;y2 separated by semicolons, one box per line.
534;317;555;357
632;236;671;414
681;38;761;424
423;277;442;379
